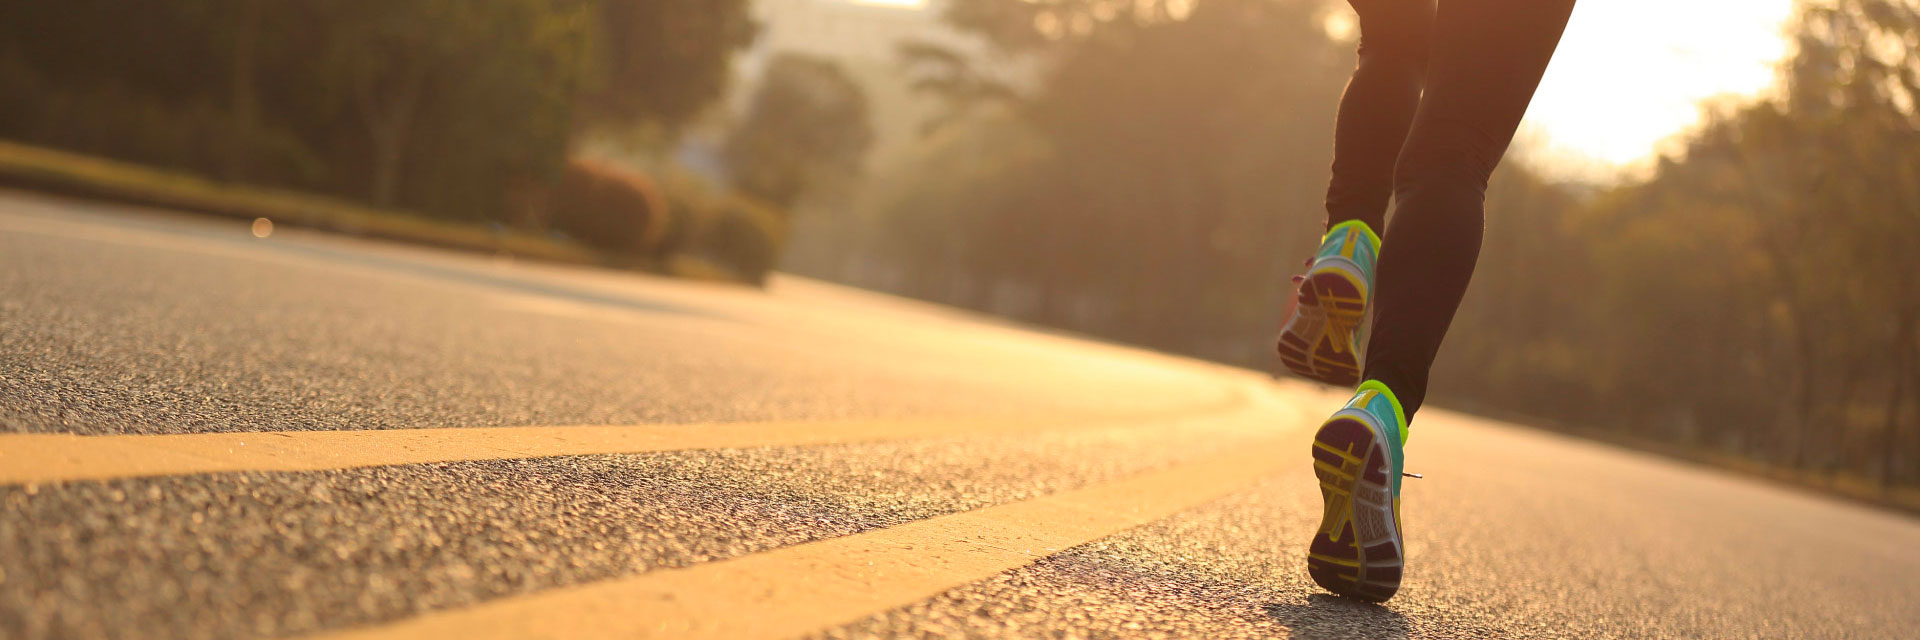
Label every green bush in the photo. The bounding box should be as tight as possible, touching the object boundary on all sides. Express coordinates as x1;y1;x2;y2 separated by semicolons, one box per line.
686;194;787;285
547;157;669;257
0;1;595;222
646;165;721;257
0;53;324;188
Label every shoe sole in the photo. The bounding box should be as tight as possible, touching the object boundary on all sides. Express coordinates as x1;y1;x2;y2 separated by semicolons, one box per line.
1308;415;1402;602
1278;268;1366;386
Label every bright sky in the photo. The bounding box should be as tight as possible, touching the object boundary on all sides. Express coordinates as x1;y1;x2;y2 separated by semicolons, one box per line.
1523;0;1797;176
846;0;1799;177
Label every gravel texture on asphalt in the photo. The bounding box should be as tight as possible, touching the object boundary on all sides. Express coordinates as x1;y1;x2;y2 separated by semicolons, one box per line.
0;194;1237;436
816;414;1920;640
1;414;1282;640
6;192;1919;640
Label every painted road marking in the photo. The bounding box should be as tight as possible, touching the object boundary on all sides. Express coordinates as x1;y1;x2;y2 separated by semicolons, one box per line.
0;393;1253;486
303;433;1297;640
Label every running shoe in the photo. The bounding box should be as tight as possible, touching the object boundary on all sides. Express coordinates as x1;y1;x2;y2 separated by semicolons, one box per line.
1277;220;1378;386
1308;379;1408;602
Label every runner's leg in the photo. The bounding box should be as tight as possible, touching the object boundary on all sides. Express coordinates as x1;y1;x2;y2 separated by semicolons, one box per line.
1362;0;1577;417
1325;0;1436;232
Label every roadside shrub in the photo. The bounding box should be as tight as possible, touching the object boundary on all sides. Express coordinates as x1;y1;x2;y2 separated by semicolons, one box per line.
685;194;787;285
0;53;325;188
646;164;721;259
548;157;669;256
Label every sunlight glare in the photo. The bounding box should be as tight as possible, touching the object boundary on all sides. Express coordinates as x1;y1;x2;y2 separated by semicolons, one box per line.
1523;0;1796;175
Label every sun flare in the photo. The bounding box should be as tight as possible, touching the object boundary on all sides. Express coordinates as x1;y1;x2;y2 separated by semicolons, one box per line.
1523;0;1796;175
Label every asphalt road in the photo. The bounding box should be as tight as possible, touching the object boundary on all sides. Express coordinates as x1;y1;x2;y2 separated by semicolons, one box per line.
2;189;1916;639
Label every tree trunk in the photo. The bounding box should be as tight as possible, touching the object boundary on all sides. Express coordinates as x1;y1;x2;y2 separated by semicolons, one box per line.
357;65;428;208
1885;308;1916;485
225;0;260;183
1734;152;1820;469
368;123;407;208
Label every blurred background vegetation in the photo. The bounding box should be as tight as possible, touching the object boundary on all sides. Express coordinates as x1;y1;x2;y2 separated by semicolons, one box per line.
0;0;863;283
1;0;1915;498
780;0;1920;498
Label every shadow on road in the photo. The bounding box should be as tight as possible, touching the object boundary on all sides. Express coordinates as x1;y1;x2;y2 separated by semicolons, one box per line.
1264;594;1409;640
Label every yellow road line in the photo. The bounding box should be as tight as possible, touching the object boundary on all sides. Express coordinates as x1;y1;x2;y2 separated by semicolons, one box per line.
0;393;1249;486
304;433;1297;640
1313;441;1362;464
1309;553;1360;568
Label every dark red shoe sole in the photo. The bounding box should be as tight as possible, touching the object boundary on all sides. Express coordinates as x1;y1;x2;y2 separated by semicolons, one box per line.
1308;416;1402;602
1278;271;1364;386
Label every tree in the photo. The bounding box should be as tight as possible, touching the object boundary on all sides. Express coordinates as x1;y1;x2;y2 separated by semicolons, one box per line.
1780;0;1920;480
942;0;1207;53
1470;0;1920;479
0;0;596;221
311;0;593;208
722;54;874;209
860;0;1349;352
577;0;758;132
896;40;1020;135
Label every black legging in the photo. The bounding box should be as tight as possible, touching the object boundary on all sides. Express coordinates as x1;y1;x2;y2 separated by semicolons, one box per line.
1324;0;1577;418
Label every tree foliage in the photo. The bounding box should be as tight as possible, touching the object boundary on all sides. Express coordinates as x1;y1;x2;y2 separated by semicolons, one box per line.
577;0;758;131
0;0;753;221
1519;0;1920;478
723;53;875;209
827;0;1348;355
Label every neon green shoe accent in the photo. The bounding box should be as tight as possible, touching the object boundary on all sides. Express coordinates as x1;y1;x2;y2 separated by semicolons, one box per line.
1350;379;1408;495
1354;379;1407;445
1316;220;1380;287
1324;220;1381;253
